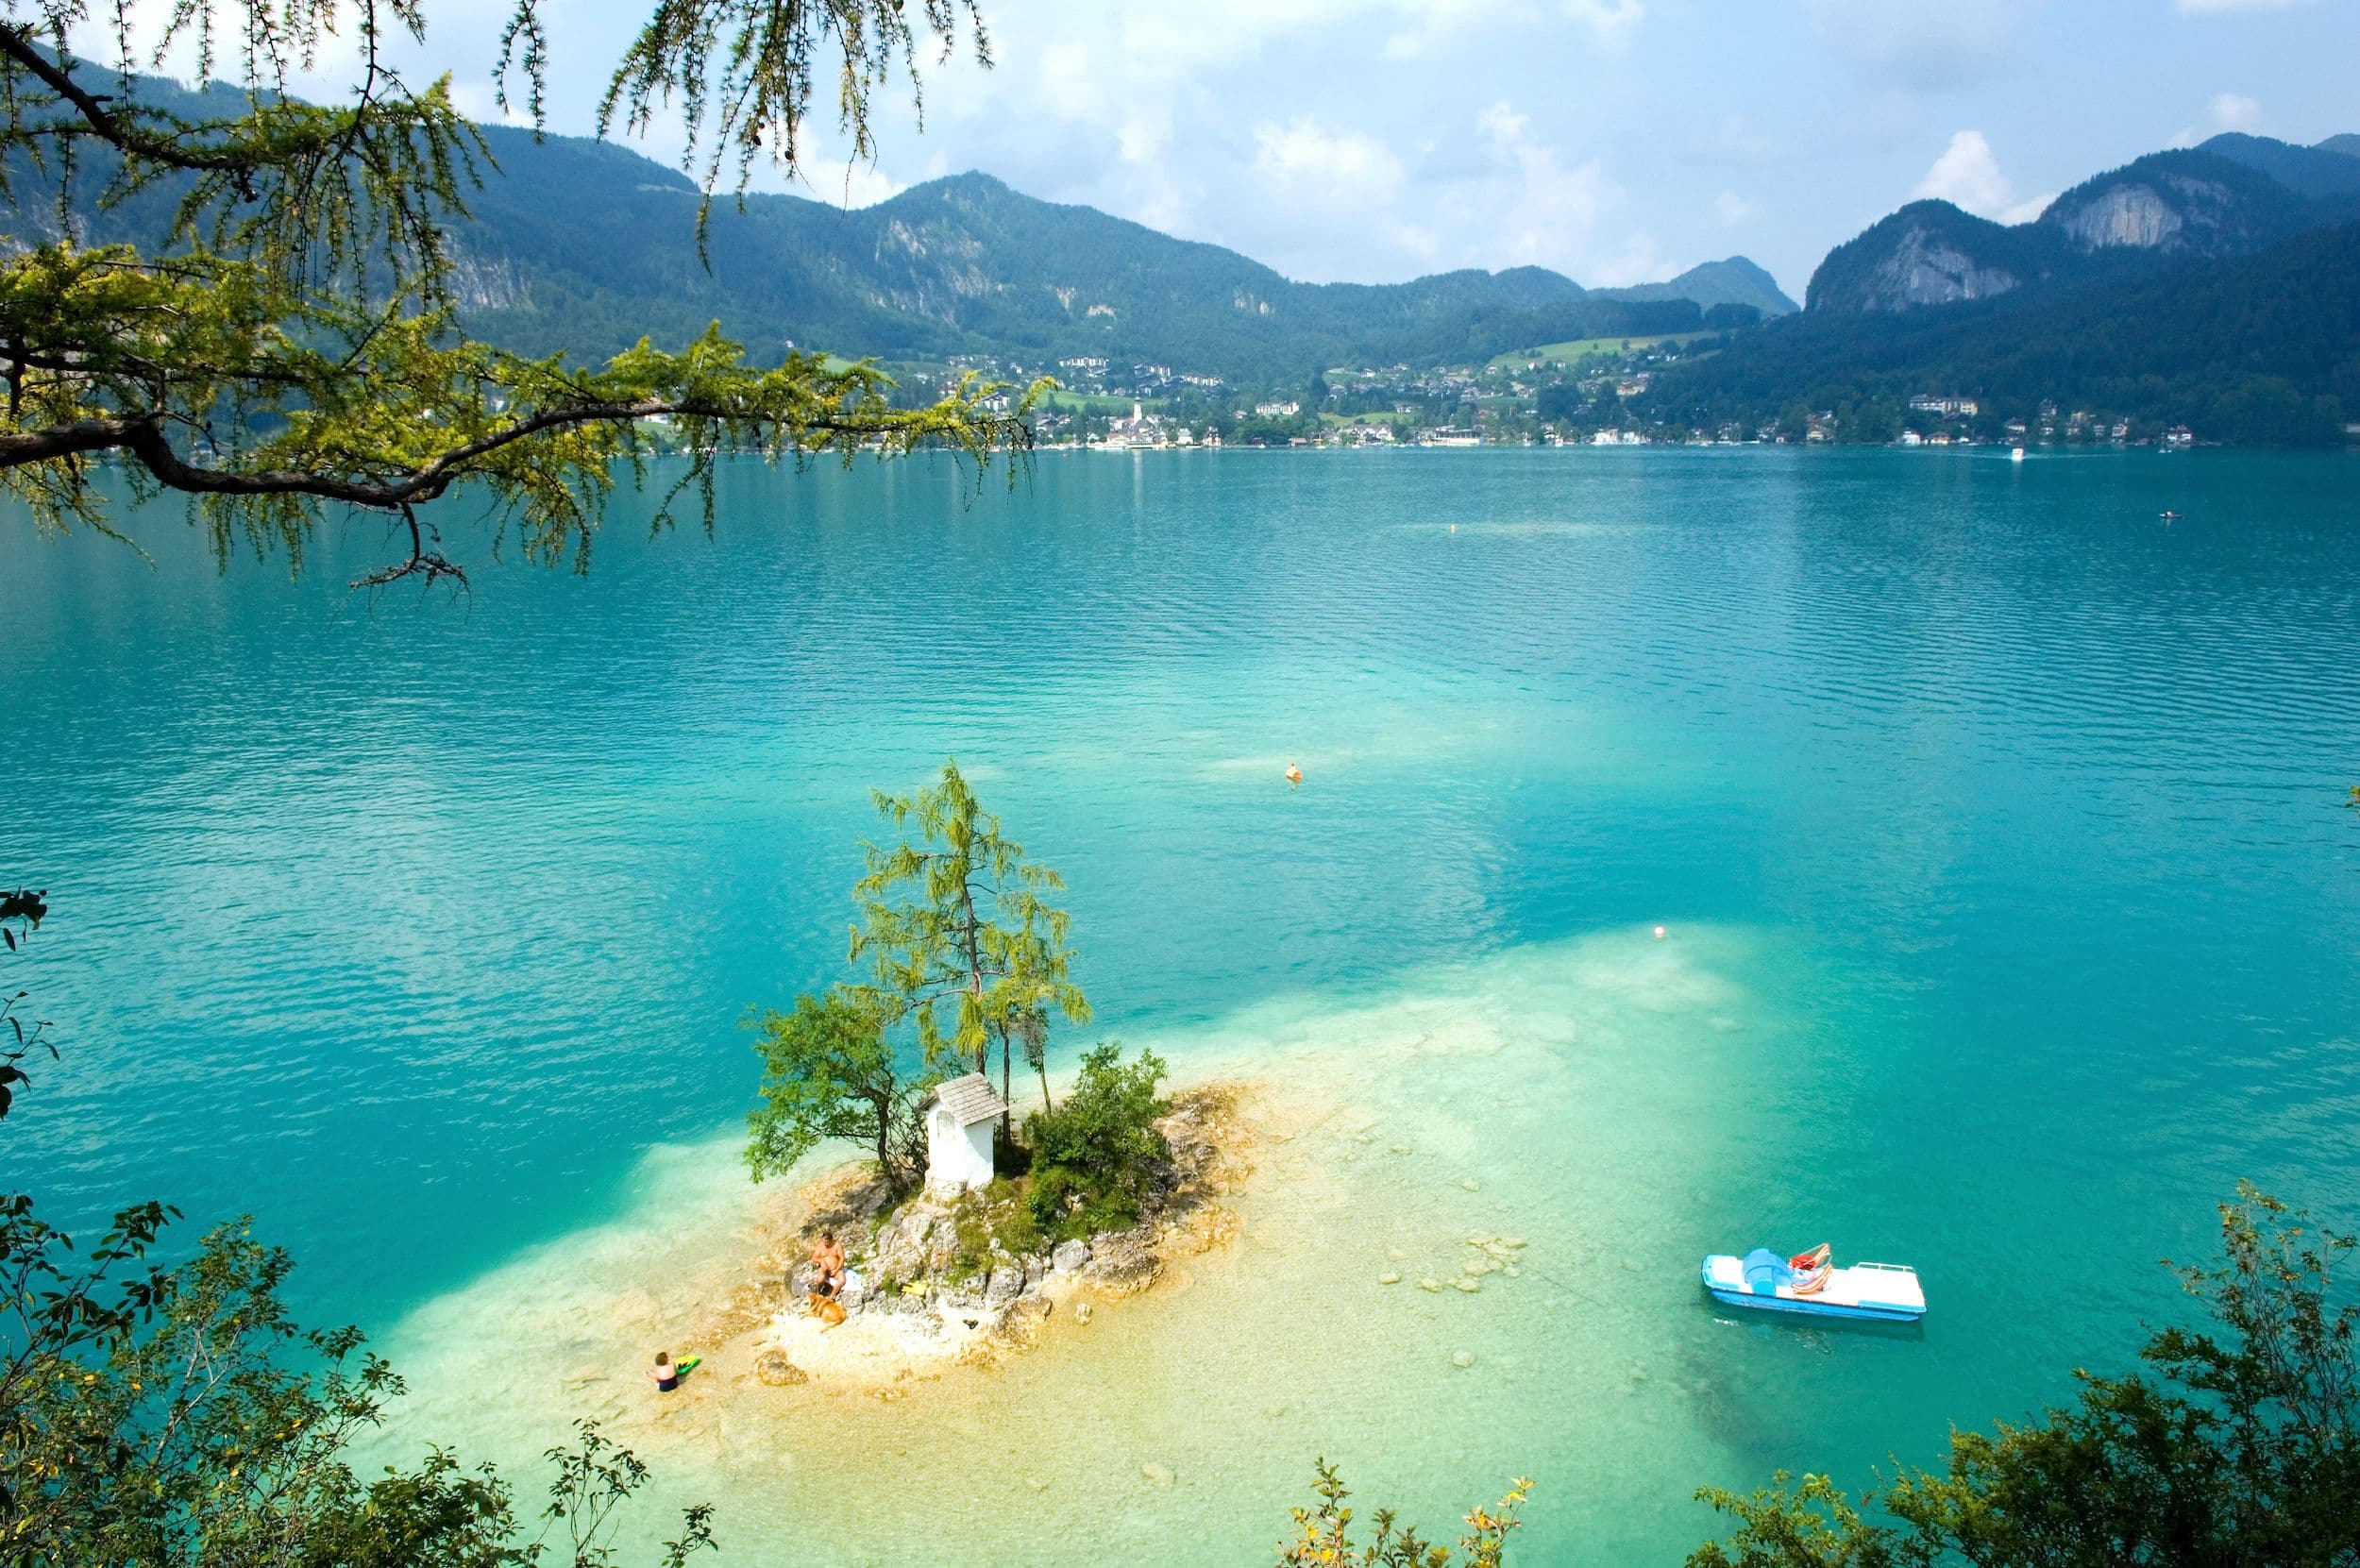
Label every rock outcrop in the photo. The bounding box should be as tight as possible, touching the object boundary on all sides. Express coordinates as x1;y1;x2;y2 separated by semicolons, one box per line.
1805;201;2048;314
685;1083;1259;1393
1804;145;2358;316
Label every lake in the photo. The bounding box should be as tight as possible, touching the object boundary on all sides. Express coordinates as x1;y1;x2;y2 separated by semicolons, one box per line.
7;447;2358;1563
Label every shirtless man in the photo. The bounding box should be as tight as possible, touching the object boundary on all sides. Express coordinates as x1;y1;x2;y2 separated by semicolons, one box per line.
809;1231;847;1300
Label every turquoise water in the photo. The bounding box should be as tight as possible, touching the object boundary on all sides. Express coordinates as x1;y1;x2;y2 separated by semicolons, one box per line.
6;448;2358;1561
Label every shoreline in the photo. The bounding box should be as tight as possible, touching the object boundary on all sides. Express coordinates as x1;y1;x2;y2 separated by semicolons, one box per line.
582;1078;1285;1441
365;925;1805;1564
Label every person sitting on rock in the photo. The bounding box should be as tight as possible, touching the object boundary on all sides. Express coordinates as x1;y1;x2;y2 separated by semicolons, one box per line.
648;1351;680;1393
810;1231;848;1299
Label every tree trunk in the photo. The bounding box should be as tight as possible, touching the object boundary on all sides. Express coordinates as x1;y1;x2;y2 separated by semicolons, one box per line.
872;1089;900;1190
956;883;988;1074
998;1030;1013;1137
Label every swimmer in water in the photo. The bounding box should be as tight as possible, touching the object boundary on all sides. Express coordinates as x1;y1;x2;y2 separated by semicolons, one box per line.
1285;762;1303;788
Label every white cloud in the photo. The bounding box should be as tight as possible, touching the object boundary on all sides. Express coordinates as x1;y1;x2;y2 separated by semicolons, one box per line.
2171;92;2265;145
1694;111;1784;161
1564;0;1645;46
1381;0;1643;59
1251;118;1407;205
1383;0;1520;60
1473;98;1616;273
801;159;906;210
1802;0;2026;91
1913;129;2052;224
1715;190;1764;226
1585;229;1663;288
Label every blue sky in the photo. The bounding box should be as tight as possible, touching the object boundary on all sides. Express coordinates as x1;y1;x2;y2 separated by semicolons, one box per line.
121;0;2360;297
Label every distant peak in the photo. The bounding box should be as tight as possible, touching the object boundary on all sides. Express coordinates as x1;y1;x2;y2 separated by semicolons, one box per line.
906;170;1011;196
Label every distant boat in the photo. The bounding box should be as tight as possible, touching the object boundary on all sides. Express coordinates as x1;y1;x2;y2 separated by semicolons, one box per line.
2161;510;2182;521
2010;446;2026;463
1701;1248;1926;1322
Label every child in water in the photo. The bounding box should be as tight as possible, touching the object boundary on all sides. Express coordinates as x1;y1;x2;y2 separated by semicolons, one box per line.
648;1351;680;1392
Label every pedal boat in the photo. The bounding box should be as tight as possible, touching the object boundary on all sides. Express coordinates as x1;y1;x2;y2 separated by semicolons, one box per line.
1701;1247;1925;1323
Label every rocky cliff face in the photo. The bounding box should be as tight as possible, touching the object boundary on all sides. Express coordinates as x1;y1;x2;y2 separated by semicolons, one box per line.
1806;201;2049;313
2038;152;2321;259
1868;221;2024;308
1806;146;2357;315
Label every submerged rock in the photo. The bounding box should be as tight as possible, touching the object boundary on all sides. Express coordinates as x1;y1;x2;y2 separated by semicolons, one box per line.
1451;1351;1476;1369
754;1350;807;1387
1378;1272;1402;1285
1418;1278;1442;1293
1139;1463;1174;1486
1081;1229;1161;1296
1454;1276;1483;1293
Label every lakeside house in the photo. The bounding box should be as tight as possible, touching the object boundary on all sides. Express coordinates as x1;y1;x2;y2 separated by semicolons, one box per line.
920;1073;1008;1197
1098;401;1190;449
1909;395;1980;418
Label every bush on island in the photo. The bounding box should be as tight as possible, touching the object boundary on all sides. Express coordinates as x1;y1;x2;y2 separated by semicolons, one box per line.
1023;1044;1172;1239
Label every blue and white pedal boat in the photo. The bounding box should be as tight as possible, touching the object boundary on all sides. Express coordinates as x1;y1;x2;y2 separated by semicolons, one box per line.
1701;1247;1925;1323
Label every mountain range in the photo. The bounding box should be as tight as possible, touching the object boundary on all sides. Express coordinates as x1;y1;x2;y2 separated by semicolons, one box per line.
3;58;2353;440
1640;131;2360;445
0;59;1795;381
443;128;1793;377
1807;135;2360;314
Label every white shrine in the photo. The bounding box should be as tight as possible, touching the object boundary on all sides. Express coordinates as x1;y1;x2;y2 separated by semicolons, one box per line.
921;1072;1009;1197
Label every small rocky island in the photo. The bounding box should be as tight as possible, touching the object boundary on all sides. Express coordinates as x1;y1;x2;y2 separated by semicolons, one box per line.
652;762;1268;1403
675;1079;1258;1398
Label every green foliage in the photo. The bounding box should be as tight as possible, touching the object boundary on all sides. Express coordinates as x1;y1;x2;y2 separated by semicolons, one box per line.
744;987;930;1191
941;1178;1045;1282
851;759;1090;1093
586;0;988;226
1685;1474;1896;1568
1022;1043;1169;1239
1686;1185;2360;1568
0;1195;709;1565
1656;217;2360;446
0;885;47;1121
0;4;1030;585
1277;1459;1532;1568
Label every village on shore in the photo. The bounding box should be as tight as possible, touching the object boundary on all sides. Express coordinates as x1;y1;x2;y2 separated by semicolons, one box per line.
932;345;2213;451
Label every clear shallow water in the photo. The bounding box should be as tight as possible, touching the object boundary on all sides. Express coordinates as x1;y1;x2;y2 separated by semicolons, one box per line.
6;447;2358;1562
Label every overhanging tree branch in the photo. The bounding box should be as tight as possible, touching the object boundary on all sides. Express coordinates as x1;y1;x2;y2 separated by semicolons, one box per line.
1;0;1036;585
0;26;251;172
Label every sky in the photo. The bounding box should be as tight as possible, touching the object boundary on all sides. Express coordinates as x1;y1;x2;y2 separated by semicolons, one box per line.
95;0;2360;299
